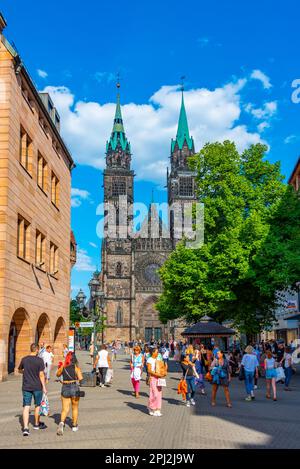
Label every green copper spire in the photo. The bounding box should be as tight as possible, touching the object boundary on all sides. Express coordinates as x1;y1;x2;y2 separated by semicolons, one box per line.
106;83;131;153
171;88;194;152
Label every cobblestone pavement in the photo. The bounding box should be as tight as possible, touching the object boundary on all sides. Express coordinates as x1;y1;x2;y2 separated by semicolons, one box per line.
0;351;299;449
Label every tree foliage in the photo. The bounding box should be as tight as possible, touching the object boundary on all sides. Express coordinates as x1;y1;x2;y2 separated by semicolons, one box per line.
157;141;300;334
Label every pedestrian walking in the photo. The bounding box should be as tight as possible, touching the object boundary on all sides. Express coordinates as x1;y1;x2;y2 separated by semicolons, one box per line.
94;344;112;387
130;345;144;398
43;345;54;383
147;347;166;417
18;343;47;436
210;350;232;408
284;346;293;391
63;343;69;359
180;354;196;407
162;345;170;365
241;345;259;401
264;350;277;400
56;352;83;435
111;341;117;362
89;342;94;365
38;341;46;360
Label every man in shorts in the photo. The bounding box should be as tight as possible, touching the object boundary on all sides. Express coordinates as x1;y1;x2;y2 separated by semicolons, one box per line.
18;343;48;436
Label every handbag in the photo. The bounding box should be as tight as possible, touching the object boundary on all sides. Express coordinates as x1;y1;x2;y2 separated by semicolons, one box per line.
205;371;213;382
157;378;166;387
63;367;85;398
275;366;285;382
238;365;245;381
39;393;49;416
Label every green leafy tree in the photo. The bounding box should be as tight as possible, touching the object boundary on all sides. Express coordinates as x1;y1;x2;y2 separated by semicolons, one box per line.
157;141;300;334
70;299;81;324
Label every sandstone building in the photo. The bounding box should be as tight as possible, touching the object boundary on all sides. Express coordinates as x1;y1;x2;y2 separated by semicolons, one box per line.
99;84;197;342
0;15;75;381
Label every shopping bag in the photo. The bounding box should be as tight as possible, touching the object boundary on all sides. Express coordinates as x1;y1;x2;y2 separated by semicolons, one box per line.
39;393;49;416
105;368;114;384
157;378;166;387
276;367;285;382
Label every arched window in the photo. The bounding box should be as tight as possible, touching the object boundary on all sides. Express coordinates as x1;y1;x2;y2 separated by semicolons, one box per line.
116;262;122;277
116;306;123;325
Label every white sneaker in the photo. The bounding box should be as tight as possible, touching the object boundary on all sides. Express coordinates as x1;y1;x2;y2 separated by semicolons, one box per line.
254;385;258;390
56;422;64;436
72;425;78;432
154;411;162;417
149;410;155;416
186;401;191;407
190;399;196;406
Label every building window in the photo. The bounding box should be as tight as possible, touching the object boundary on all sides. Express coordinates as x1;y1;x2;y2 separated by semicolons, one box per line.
112;177;126;196
50;242;58;276
116;262;122;277
17;215;30;261
179;177;193;197
37;152;48;192
51;172;59;207
19;126;33;174
35;230;46;270
116;306;123;325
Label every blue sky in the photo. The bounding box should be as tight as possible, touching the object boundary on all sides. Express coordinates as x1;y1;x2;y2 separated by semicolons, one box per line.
2;0;300;297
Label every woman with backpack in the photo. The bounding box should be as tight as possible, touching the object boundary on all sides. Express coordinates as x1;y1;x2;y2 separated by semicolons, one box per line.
210;350;232;408
56;352;83;436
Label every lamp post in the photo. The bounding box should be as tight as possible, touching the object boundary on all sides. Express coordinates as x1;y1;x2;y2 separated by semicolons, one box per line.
76;273;106;365
75;289;87;350
88;272;106;363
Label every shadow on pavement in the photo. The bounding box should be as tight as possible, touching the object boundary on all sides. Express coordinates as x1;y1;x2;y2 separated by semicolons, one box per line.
117;389;148;398
124;401;149;415
49;413;73;428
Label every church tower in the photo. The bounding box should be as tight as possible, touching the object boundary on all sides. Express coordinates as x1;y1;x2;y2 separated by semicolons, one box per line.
101;84;135;342
168;86;197;246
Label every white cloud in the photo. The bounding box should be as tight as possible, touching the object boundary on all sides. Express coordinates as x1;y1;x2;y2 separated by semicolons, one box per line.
43;77;266;183
246;101;277;120
257;122;270;133
284;135;297;144
89;242;98;248
74;248;96;272
37;69;48;79
71;187;91;207
250;69;272;89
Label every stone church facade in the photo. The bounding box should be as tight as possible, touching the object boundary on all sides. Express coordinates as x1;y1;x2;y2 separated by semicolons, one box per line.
99;85;197;343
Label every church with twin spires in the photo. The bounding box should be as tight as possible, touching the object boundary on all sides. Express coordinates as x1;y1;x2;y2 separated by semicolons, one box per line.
98;84;197;343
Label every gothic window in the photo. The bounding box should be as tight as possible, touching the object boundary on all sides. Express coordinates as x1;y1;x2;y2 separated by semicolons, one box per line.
179;177;193;197
116;306;123;325
116;262;122;277
112;177;126;196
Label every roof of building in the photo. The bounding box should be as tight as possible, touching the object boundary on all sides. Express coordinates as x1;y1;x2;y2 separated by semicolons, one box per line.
182;315;235;337
288;156;300;184
134;203;168;239
171;90;194;153
0;32;74;169
106;91;131;153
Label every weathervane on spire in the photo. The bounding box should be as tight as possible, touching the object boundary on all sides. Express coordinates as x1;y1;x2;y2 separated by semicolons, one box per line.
116;72;121;89
180;75;186;92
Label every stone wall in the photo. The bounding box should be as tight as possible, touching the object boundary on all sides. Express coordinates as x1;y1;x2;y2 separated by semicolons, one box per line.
0;37;72;380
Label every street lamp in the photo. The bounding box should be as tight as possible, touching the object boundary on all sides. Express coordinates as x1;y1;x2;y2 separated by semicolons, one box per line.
88;271;106;362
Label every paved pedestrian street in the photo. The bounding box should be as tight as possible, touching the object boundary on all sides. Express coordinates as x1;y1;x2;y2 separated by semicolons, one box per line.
0;351;299;449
